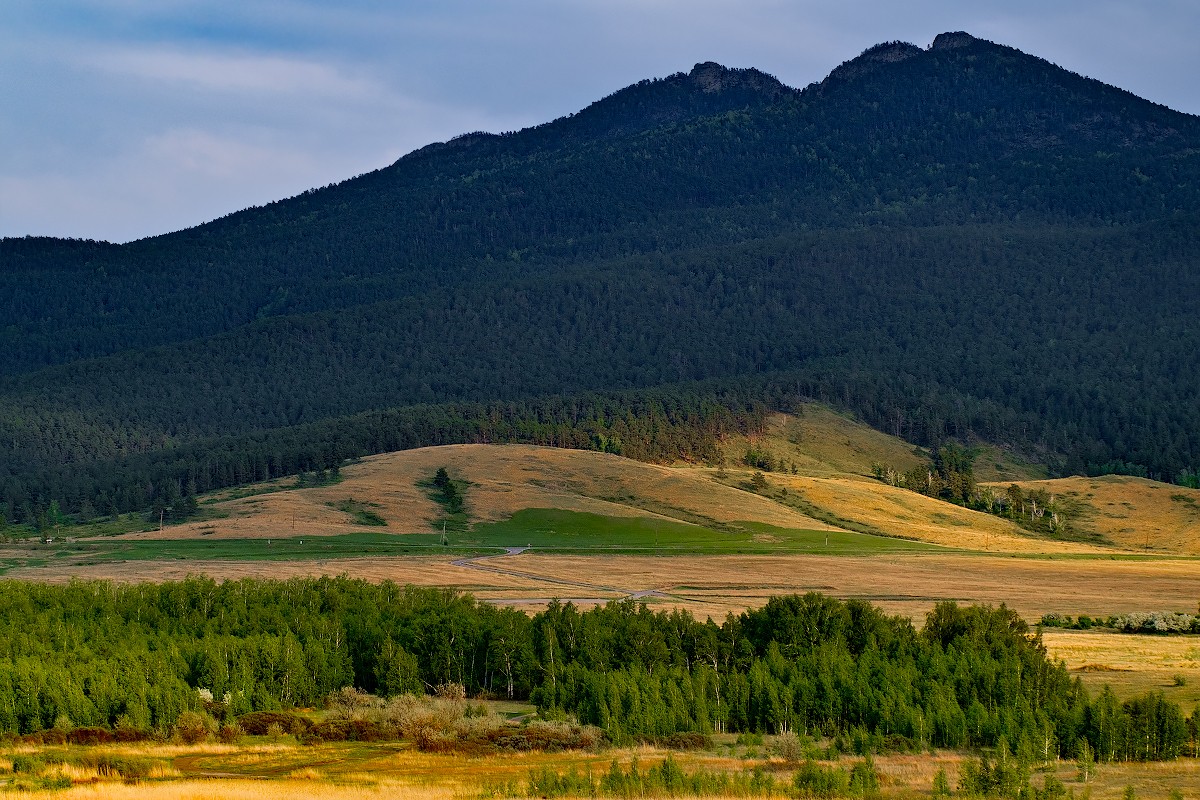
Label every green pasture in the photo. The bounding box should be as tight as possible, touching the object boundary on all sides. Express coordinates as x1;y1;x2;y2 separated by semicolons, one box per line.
445;508;942;555
0;508;947;573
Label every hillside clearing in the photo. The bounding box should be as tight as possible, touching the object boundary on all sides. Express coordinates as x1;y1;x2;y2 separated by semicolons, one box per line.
90;437;1124;556
986;475;1200;554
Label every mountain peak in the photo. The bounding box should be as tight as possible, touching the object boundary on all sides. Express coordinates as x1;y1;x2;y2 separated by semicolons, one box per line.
686;61;787;95
822;40;922;85
930;31;978;50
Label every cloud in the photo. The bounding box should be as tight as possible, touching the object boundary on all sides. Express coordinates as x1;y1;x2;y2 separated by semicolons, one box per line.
84;46;378;99
0;31;531;242
3;0;1198;242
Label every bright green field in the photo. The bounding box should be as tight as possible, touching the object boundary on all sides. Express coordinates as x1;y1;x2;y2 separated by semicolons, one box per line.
464;509;945;554
0;509;945;573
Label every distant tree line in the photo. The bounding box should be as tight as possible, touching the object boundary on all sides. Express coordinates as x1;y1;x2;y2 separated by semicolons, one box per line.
0;579;1193;762
0;387;768;527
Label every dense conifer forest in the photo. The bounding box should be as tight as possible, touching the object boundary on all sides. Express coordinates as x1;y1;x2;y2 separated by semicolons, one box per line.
3;32;1200;518
0;579;1193;762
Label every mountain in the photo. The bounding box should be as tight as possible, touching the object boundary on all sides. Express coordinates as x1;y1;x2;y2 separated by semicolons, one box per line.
2;32;1200;521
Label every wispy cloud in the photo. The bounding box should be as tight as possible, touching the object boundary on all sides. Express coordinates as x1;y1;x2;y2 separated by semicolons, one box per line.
84;46;379;99
3;0;1198;242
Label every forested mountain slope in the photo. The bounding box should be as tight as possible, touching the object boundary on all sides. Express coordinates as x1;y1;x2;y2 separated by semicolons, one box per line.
2;31;1199;520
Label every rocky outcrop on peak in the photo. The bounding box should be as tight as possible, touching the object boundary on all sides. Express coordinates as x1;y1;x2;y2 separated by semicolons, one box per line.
930;31;978;50
687;61;789;96
820;41;923;87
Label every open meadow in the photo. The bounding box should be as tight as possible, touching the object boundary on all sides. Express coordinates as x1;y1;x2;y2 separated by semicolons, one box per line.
2;410;1199;797
3;736;1199;799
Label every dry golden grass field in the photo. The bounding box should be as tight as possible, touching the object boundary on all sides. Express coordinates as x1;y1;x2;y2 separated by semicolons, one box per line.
1042;628;1200;707
5;407;1199;800
3;739;1198;799
130;443;841;541
984;475;1200;554
717;408;927;478
13;551;1198;623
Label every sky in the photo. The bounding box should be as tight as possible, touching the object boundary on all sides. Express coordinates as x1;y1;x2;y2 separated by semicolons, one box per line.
3;1;1199;244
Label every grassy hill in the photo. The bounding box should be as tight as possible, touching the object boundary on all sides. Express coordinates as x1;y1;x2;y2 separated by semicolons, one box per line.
34;407;1143;559
983;475;1200;554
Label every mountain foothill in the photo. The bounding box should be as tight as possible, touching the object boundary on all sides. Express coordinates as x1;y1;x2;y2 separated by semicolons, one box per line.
3;31;1200;522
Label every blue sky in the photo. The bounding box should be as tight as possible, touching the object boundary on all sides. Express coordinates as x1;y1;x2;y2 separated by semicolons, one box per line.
3;0;1199;243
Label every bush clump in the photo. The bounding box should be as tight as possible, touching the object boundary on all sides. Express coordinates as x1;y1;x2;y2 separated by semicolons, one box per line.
174;710;217;744
1114;611;1199;634
306;719;389;743
236;710;312;737
66;726;115;745
793;760;851;798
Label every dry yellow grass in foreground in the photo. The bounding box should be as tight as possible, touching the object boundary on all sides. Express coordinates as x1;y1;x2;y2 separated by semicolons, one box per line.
42;780;454;800
9;742;1200;800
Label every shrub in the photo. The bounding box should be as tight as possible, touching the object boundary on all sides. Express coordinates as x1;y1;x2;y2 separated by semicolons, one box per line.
435;682;466;701
849;754;880;797
67;726;115;745
773;732;807;764
1114;611;1197;634
75;753;156;782
217;723;243;744
112;725;151;743
1037;774;1068;800
932;767;951;798
325;686;380;718
236;710;312;736
793;760;851;798
496;720;604;752
643;732;712;751
174;710;216;744
307;719;388;743
11;755;43;774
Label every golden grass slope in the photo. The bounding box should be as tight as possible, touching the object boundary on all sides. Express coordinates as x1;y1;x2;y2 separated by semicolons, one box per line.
770;473;1107;553
131;440;1100;554
95;405;1133;556
985;475;1200;554
143;444;840;541
718;408;926;477
718;407;1047;482
94;406;1189;556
